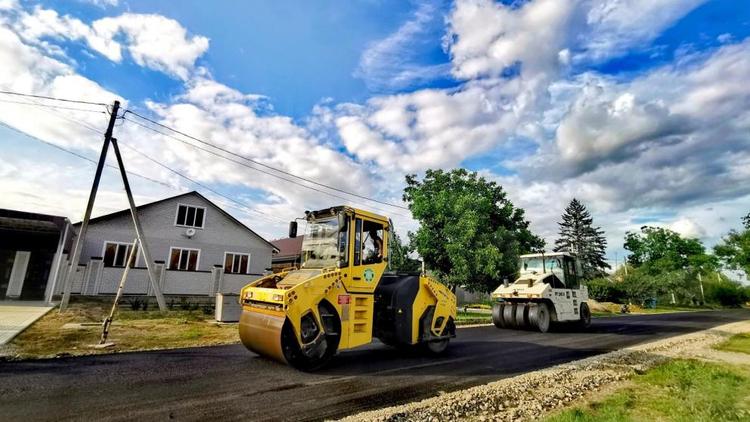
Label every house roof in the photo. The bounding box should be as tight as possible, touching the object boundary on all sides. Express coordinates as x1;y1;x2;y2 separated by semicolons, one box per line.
73;191;279;253
271;235;303;259
0;208;69;233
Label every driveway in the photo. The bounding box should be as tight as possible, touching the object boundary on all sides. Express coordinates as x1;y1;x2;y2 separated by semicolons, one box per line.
0;301;54;345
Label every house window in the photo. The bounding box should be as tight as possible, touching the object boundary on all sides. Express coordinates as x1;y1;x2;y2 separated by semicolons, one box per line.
175;204;205;228
224;252;250;274
169;247;200;271
103;242;138;267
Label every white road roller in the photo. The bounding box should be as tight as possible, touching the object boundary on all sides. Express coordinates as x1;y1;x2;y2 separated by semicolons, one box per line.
491;252;591;332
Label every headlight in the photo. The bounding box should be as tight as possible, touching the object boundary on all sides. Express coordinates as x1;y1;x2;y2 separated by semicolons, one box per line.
243;291;253;299
272;294;284;302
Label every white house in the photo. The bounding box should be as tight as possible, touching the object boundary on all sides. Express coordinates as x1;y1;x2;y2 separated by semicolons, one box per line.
56;191;278;299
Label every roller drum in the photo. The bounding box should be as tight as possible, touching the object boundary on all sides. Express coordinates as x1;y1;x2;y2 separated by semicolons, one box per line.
239;310;287;364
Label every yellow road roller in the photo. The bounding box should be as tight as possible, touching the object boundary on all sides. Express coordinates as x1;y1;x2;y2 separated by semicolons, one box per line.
239;206;457;370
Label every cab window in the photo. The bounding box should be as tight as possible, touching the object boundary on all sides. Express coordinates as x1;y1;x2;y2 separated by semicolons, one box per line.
353;218;362;265
362;220;384;265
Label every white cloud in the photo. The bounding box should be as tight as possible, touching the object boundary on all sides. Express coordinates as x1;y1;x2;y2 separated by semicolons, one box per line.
668;217;706;239
80;0;118;8
91;13;209;79
446;0;576;79
717;33;732;44
555;81;689;170
333;77;534;172
551;39;750;175
8;5;208;79
355;1;450;91
581;0;707;62
0;0;17;10
1;0;749;260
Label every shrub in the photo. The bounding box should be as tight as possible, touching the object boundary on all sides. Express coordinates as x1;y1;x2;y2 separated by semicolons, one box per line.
586;278;625;302
706;280;749;307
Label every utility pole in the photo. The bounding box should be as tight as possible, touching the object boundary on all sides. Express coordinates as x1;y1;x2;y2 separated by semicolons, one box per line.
614;252;618;272
59;100;167;312
99;238;138;346
698;272;705;304
60;100;120;311
110;138;167;311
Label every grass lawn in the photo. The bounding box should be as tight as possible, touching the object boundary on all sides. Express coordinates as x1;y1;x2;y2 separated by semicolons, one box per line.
715;333;750;355
4;299;239;360
592;304;715;318
544;359;750;422
4;299;493;359
456;310;492;325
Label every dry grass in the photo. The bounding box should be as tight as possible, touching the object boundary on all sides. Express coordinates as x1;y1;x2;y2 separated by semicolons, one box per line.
3;298;239;360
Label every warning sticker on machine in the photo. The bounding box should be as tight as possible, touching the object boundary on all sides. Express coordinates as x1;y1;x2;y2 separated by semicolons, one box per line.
338;295;351;305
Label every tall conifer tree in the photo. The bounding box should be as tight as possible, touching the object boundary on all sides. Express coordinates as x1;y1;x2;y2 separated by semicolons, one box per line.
554;198;610;279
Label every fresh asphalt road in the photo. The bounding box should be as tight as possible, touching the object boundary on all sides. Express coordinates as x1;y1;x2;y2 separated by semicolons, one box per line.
1;310;748;422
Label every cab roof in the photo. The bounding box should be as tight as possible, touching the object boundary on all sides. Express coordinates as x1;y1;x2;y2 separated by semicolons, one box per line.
306;206;388;223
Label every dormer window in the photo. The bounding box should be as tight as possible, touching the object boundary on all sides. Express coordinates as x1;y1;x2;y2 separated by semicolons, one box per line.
175;204;205;228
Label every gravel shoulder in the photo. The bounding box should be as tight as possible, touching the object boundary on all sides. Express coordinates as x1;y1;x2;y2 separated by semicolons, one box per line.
337;319;750;422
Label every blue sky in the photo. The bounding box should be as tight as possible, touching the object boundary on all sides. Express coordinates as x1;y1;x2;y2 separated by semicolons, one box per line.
1;0;750;270
41;0;457;117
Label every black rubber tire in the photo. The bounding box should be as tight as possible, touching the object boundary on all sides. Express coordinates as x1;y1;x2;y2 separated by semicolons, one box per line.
281;304;340;372
514;302;529;329
579;302;591;329
492;302;506;328
527;303;538;330
421;317;453;355
503;302;517;328
424;338;449;354
528;302;551;333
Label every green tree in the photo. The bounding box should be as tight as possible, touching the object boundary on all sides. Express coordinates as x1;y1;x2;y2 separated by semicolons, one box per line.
403;169;544;293
623;226;716;274
714;229;750;279
743;211;750;230
388;229;421;273
553;198;610;279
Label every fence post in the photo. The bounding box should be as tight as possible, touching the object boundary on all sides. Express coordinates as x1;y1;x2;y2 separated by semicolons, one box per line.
152;261;166;296
211;265;224;296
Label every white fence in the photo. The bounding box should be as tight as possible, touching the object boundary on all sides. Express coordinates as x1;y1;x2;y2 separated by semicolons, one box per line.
55;258;262;297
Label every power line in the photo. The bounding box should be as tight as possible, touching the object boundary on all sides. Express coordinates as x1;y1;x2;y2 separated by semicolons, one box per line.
0;90;108;106
116;140;288;224
0;98;107;114
123;114;411;218
123;109;410;211
0;120;172;189
0;119;286;226
1;94;107;136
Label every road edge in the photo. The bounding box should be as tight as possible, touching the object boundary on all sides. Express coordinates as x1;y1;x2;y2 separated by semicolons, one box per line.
335;319;750;422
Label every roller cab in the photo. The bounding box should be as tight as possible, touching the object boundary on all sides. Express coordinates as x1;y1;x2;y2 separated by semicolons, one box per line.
491;252;591;332
239;206;456;370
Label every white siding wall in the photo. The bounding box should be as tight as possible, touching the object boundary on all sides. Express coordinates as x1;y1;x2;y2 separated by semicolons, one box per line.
163;270;212;295
222;273;260;294
97;267;150;295
65;192;274;297
77;193;273;274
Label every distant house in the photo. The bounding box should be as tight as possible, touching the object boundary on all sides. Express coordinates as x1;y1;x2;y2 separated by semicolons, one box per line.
0;209;72;302
270;236;304;272
57;191;278;298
